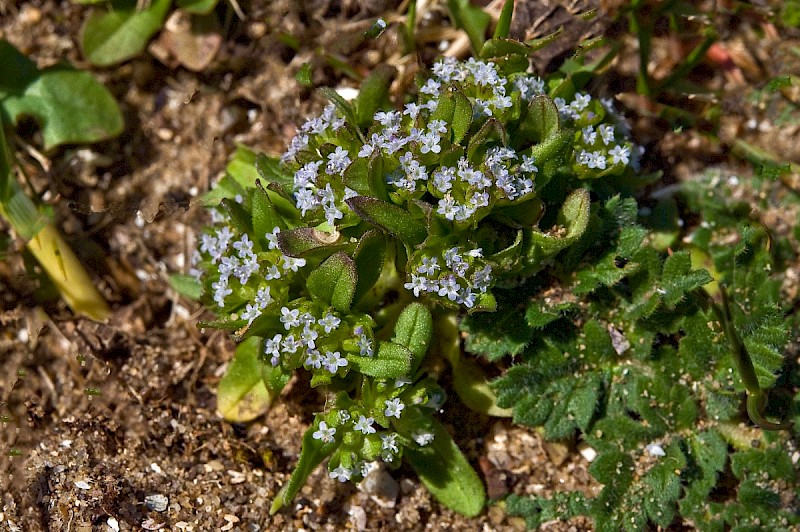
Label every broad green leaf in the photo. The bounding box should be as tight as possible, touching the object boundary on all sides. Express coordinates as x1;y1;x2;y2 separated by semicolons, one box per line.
391;303;432;371
346;196;427;247
0;40;123;150
480;38;530;60
255;153;294;190
526;188;590;265
251;182;285;243
352;230;386;306
349;341;411;378
306;252;357;313
177;0;219;15
81;0;172;66
169;273;203;299
217;337;274;422
355;65;396;129
276;227;347;258
430;85;472;145
519;95;560;145
405;419;486;517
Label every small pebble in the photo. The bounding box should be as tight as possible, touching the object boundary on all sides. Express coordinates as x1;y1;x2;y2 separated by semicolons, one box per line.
107;517;120;532
75;480;91;490
145;493;169;512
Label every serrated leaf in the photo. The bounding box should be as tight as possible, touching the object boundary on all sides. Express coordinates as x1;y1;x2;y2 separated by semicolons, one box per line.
306;252;357;313
346;196;427;247
217;336;274;422
462;305;533;360
81;0;171;66
405;418;486;517
255;153;294;189
0;40;123;150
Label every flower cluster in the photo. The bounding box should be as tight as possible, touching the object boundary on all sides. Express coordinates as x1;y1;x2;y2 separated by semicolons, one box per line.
405;245;493;309
193;204;305;319
309;377;443;485
263;298;375;382
553;93;640;177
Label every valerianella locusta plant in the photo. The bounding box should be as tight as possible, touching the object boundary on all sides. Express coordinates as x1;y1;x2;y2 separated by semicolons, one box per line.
183;39;644;518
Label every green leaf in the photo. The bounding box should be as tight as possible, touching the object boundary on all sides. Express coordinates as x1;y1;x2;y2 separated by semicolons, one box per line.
270;421;339;515
276;227;347;259
306;252;357;313
169;273;203;299
217;337;274;422
177;0;219;15
391;303;432;371
0;40;123;150
349;341;411;379
255;153;294;190
80;0;172;66
430;85;473;145
251;182;285;243
526;188;590;266
462;304;533;361
355;65;396;129
295;62;313;87
346;196;427;247
519;95;560;145
446;0;491;53
352;230;386;306
405;418;486;517
318;87;359;131
492;0;515;40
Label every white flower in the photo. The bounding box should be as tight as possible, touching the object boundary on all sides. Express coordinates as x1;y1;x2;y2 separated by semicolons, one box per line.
404;274;428;297
255;286;272;309
323;351;348;374
304;349;323;369
438;274;461;301
326;146;351;175
241;303;261;325
354;415;376;435
384;398;405;418
313;421;336;443
609;144;630;165
599;124;616;145
282;256;306;273
381;433;399;453
413;430;435;446
280;307;301;329
265;227;281;250
319;312;341;333
420;79;441;96
281;334;302;354
329;465;351;482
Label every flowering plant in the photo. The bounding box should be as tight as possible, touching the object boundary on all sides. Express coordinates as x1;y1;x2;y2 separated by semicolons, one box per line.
176;29;797;526
180;36;643;515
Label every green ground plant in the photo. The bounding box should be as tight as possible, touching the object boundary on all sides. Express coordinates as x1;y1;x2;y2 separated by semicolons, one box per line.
0;39;122;320
177;4;800;528
74;0;226;66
